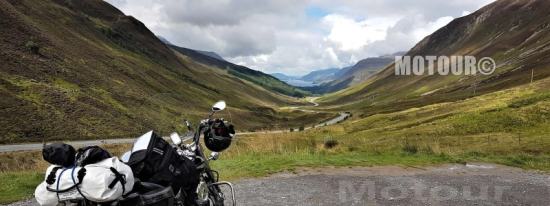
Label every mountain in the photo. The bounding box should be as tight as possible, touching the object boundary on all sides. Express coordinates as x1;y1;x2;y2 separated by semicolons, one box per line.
270;73;298;81
321;0;550;114
170;45;308;97
156;35;172;45
270;54;396;92
300;68;340;84
157;35;225;61
303;56;395;94
270;72;321;87
338;56;395;84
195;50;225;61
0;0;321;143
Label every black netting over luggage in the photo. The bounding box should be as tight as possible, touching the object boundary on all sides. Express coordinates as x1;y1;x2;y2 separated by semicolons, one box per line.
127;131;199;196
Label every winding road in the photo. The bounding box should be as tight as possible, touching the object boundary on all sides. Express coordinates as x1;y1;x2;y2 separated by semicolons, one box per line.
0;98;349;153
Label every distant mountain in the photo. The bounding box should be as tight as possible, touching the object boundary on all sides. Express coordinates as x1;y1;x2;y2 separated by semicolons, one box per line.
157;35;226;61
342;56;395;83
170;45;308;97
380;51;406;58
271;68;340;87
195;50;225;61
302;55;397;94
301;68;340;84
270;73;318;87
270;73;298;81
156;35;172;45
272;53;399;92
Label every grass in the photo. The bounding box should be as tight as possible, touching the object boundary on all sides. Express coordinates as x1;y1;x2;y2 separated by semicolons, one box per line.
2;79;549;204
0;171;42;204
208;78;550;181
212;152;454;180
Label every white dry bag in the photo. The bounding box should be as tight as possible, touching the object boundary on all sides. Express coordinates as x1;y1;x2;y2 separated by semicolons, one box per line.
35;157;134;205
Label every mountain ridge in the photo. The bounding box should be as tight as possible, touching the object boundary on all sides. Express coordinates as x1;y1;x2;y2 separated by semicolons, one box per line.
321;0;550;115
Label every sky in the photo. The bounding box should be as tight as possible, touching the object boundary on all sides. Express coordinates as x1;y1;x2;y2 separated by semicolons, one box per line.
105;0;495;76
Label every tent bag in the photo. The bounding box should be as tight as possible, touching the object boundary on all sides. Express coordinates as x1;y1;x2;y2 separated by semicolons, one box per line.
42;143;76;167
34;157;134;206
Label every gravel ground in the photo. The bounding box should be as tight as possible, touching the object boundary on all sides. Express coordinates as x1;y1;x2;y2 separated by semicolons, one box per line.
6;163;549;206
227;163;550;206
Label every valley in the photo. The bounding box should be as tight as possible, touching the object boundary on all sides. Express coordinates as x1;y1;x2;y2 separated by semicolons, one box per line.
1;0;550;205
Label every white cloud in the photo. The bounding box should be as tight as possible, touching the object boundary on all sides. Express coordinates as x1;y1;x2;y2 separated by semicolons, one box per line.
322;15;395;51
105;0;495;76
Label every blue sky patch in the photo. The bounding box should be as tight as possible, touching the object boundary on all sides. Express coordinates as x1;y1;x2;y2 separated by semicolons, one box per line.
306;6;329;18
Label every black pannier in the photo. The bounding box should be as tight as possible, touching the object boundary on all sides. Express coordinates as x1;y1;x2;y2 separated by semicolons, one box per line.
127;131;199;195
42;143;76;167
119;182;174;206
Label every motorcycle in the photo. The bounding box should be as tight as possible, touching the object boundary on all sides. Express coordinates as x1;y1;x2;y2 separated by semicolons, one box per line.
122;100;236;206
169;100;237;206
46;101;236;206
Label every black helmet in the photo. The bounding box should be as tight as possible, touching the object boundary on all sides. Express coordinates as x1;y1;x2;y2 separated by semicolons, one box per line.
204;119;235;152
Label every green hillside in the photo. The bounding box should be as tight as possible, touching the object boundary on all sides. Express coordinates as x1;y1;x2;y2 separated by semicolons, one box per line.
0;0;327;143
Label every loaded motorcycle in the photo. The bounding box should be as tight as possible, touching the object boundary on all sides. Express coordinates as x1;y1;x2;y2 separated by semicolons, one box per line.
35;101;236;206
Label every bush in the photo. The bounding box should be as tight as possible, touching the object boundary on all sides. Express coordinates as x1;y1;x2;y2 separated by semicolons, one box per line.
25;41;39;54
324;139;338;149
508;93;550;108
298;126;305;131
402;144;418;154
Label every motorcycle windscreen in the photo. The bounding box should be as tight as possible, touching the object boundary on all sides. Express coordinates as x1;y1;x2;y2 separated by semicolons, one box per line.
132;130;154;152
128;130;154;164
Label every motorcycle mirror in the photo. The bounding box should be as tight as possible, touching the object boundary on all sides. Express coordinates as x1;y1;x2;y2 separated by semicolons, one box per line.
212;101;226;112
170;132;182;145
121;151;131;163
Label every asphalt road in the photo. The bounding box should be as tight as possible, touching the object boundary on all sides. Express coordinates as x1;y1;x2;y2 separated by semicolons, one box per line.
8;163;549;206
0;112;350;153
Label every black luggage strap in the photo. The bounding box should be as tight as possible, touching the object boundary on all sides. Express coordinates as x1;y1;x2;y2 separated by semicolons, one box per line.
109;167;126;194
46;167;86;193
71;167;88;201
46;166;62;185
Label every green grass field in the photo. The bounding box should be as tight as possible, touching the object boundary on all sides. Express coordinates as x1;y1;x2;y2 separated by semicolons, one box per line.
0;172;42;203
